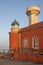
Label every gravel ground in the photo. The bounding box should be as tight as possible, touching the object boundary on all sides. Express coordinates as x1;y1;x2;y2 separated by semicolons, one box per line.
0;58;43;65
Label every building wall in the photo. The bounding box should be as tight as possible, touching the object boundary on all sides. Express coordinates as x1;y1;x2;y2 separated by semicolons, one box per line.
9;32;19;49
18;22;43;63
20;22;43;49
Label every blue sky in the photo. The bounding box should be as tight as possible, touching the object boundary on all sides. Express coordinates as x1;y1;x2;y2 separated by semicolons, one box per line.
0;0;43;50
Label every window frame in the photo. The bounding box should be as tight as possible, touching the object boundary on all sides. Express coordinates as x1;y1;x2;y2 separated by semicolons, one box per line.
23;38;28;54
32;36;39;49
23;38;28;48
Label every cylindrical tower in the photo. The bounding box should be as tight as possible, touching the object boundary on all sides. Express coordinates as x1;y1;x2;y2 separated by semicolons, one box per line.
26;6;40;25
9;20;19;50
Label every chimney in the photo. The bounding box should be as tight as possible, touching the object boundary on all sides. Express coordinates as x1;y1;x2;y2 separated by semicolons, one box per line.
26;6;40;25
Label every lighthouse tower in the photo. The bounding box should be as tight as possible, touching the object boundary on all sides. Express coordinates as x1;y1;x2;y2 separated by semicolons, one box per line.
26;6;40;25
9;20;19;51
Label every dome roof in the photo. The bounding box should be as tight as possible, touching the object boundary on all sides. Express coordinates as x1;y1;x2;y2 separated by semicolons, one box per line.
11;20;19;26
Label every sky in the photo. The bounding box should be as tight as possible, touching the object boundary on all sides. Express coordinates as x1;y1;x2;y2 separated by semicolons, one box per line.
0;0;43;51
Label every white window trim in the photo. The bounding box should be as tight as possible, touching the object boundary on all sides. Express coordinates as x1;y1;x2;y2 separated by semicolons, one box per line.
32;36;39;49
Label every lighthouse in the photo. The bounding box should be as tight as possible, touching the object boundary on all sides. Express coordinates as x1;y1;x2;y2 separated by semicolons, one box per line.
9;20;19;51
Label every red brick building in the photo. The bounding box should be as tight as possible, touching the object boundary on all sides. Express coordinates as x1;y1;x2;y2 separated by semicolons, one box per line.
9;6;43;63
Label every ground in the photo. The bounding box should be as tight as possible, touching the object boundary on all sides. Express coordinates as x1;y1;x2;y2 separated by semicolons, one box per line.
0;58;43;65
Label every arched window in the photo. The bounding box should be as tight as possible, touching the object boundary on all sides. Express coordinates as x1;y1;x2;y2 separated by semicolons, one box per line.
32;36;39;49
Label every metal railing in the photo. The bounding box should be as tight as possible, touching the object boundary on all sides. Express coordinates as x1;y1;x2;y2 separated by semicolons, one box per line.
9;48;43;55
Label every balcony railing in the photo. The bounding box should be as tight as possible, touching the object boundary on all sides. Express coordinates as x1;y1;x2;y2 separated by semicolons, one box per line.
9;48;43;55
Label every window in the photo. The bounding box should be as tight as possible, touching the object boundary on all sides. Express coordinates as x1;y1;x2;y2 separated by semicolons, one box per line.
23;38;28;54
32;36;39;49
24;38;28;48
